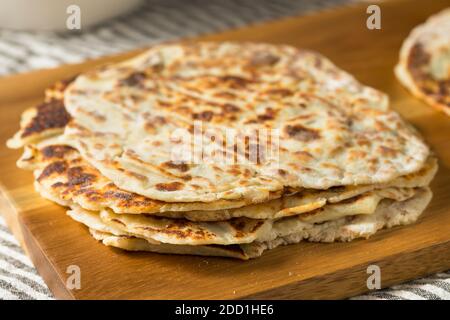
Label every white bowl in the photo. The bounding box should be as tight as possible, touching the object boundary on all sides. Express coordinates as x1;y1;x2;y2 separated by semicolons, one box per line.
0;0;143;31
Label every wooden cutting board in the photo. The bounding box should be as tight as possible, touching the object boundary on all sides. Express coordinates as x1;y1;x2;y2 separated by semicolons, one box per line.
1;0;449;300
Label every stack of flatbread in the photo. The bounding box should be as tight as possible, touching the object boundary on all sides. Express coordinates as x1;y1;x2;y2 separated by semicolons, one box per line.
7;42;437;260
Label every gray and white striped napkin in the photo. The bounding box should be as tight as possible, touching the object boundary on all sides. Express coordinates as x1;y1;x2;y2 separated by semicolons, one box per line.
0;217;52;299
0;0;448;300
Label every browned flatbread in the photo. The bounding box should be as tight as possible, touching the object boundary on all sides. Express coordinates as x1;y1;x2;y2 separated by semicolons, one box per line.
21;143;436;221
5;42;437;260
69;187;432;259
61;42;430;203
6;79;73;149
395;8;450;116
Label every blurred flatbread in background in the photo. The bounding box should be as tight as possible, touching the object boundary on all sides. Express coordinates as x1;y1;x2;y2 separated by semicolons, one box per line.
395;8;450;116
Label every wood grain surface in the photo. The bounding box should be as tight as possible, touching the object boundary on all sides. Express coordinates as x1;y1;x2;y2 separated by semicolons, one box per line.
1;0;449;300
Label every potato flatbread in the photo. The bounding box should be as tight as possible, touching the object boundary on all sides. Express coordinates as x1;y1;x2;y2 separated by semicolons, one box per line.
74;187;431;259
21;144;287;214
89;229;249;260
395;8;450;116
23;143;436;220
61;42;430;202
62;186;420;246
98;188;421;246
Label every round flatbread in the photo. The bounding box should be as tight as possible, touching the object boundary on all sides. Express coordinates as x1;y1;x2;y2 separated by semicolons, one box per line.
72;187;432;259
62;42;429;202
21;143;437;220
395;8;450;116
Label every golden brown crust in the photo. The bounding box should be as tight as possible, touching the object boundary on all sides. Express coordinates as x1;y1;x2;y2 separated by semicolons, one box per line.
22;143;437;222
22;144;286;215
6;78;74;149
21;100;70;138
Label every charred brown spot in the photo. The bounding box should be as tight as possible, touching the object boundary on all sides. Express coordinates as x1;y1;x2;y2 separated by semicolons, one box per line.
181;175;192;182
126;170;148;182
264;88;293;96
104;190;134;201
37;161;68;181
213;91;236;99
41;145;75;159
80;190;101;202
408;43;430;71
285;124;320;142
356;138;371;147
103;189;157;208
155;182;184;192
152;141;162;147
144;122;156;133
21;100;71;138
156;228;188;239
50;182;65;189
294;150;314;161
163;161;190;172
67;167;96;186
111;218;126;227
119;72;147;87
85;110;106;122
257;108;277;121
407;43;450;108
219;75;253;88
229;218;247;232
250;52;280;67
242;169;252;179
192;111;214;121
221;103;240;113
327;186;346;193
227;166;243;176
379;146;398;157
156;100;172;108
162;227;212;240
138;218;214;240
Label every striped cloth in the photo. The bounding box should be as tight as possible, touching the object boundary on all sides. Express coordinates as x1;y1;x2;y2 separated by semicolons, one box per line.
0;217;52;299
0;0;352;76
0;0;448;300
